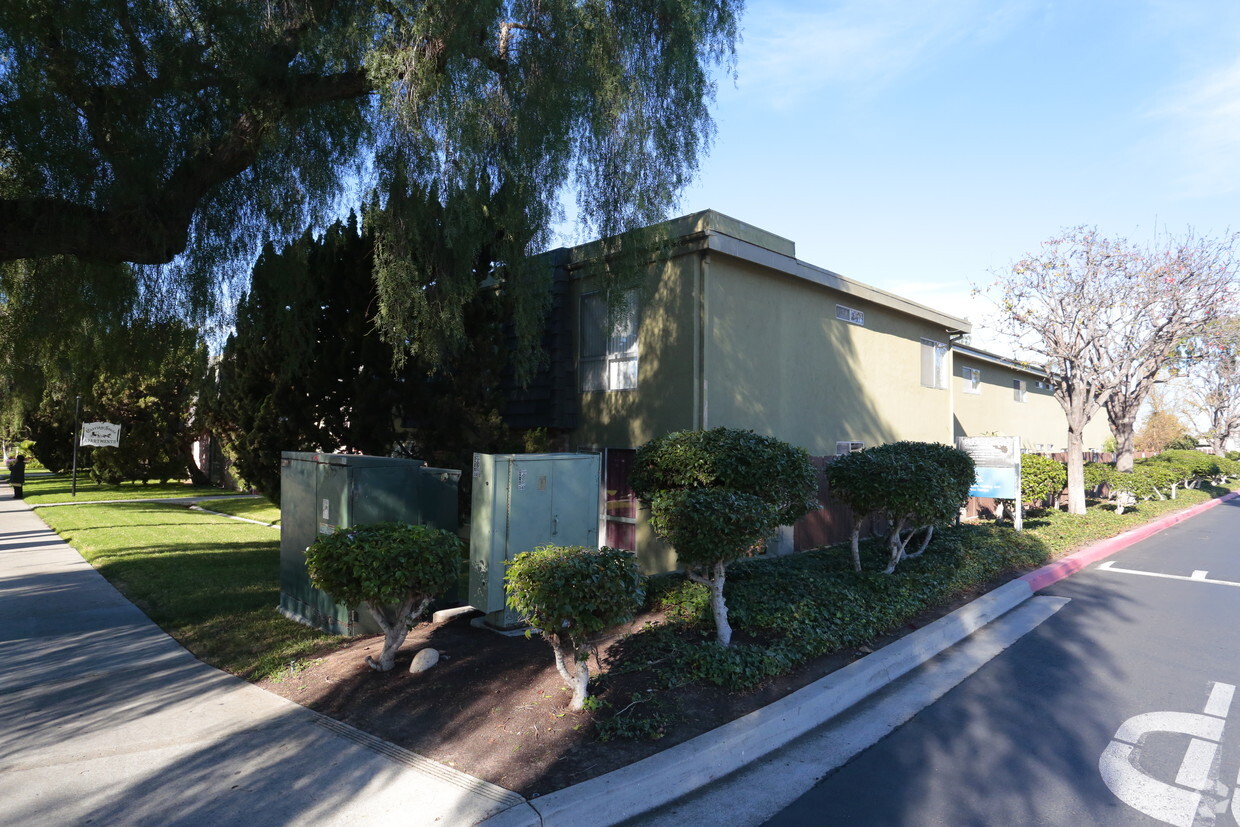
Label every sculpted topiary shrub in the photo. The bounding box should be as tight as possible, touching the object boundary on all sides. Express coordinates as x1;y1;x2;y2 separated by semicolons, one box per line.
306;522;460;671
1215;456;1240;483
505;545;644;711
826;441;974;574
1155;449;1218;490
1083;461;1114;495
1020;453;1067;510
630;427;818;647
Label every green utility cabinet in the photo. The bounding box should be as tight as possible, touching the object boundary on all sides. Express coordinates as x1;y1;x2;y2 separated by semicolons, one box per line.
469;452;601;628
279;452;460;635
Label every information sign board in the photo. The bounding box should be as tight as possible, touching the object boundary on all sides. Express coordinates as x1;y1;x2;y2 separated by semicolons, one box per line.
80;422;121;448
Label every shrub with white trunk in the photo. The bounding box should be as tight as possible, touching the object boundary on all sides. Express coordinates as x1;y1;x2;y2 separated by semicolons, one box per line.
505;545;644;711
630;427;818;647
306;522;459;671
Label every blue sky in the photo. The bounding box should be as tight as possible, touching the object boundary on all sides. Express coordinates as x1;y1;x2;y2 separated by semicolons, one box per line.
665;0;1240;349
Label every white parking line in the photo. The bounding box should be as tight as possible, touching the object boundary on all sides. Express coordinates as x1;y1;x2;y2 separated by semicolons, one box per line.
1099;681;1236;827
1205;683;1235;718
1096;561;1240;588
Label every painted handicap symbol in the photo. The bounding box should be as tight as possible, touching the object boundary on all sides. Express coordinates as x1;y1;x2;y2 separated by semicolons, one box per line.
1099;681;1236;827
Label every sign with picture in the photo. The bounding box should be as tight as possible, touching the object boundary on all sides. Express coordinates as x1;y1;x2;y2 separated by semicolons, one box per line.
956;435;1021;499
80;422;122;448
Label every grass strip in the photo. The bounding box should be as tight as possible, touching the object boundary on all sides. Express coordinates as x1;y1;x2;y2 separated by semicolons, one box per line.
194;497;282;526
19;472;224;505
37;500;336;679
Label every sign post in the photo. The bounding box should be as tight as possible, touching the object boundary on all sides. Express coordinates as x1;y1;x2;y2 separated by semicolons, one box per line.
956;435;1022;531
76;421;122;497
71;396;80;497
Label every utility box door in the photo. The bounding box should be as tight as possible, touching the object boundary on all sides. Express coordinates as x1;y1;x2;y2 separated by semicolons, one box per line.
469;452;601;628
279;452;440;636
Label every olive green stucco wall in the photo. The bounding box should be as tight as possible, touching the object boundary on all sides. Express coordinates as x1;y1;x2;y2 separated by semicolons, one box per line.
571;253;699;450
953;352;1113;452
702;255;956;452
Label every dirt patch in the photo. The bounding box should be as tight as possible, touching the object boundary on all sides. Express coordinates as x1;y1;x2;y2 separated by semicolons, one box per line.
257;576;1011;798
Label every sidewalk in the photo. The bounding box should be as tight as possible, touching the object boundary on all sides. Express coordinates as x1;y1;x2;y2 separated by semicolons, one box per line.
0;486;522;826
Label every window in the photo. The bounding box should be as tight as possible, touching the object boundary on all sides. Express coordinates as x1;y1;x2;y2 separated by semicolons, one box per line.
920;338;948;389
835;441;865;456
1013;379;1027;402
1035;380;1052;390
836;304;865;325
962;366;981;394
580;289;639;391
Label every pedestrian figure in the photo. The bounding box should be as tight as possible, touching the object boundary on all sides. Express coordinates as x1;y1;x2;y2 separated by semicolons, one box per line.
10;454;25;499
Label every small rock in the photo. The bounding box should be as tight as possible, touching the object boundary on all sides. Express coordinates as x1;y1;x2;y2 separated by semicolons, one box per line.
409;648;440;674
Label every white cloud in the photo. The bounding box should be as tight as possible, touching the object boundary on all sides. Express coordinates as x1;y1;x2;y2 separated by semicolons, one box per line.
1153;57;1240;197
733;0;1036;108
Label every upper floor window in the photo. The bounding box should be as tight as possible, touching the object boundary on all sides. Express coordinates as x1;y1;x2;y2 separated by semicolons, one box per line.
920;338;948;389
962;366;981;394
836;441;865;456
580;289;639;392
1013;379;1027;403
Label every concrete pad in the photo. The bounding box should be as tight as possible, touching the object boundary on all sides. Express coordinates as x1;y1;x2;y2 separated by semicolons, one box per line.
0;625;196;689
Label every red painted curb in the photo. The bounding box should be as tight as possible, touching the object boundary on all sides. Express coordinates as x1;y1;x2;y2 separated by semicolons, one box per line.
1018;491;1240;593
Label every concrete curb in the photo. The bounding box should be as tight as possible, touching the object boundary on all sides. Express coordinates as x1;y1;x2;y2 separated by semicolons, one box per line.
481;490;1239;827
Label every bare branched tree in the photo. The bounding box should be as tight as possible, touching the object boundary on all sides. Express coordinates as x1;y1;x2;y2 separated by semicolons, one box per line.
1103;231;1238;470
1186;317;1240;455
988;227;1238;513
987;228;1141;514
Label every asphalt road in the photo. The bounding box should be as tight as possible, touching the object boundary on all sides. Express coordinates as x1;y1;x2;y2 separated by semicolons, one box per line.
768;498;1240;826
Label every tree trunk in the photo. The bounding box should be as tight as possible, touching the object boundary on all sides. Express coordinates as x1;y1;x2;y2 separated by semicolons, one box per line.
182;443;210;487
1066;429;1087;515
689;562;732;647
905;525;934;558
883;515;911;573
849;526;862;573
364;595;429;672
547;634;591;711
1110;415;1138;472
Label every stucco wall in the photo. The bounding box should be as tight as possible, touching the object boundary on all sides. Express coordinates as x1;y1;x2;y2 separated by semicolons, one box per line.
571;253;699;450
702;254;956;452
953;352;1113;452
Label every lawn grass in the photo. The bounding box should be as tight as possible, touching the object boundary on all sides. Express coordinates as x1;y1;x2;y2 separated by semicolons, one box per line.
195;497;281;526
20;472;224;505
1015;484;1226;553
36;500;334;680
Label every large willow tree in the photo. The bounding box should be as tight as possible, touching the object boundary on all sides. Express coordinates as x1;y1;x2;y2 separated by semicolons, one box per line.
0;0;740;368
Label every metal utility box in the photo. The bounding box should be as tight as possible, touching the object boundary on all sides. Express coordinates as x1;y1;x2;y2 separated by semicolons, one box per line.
279;452;460;635
469;452;601;628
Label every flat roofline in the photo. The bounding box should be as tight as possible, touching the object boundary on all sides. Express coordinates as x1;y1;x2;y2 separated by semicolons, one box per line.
556;209;972;333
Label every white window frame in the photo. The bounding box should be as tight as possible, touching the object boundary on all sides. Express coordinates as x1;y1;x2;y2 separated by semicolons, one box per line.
962;366;981;394
835;441;865;456
580;289;639;392
1013;379;1027;403
920;338;949;389
835;304;865;326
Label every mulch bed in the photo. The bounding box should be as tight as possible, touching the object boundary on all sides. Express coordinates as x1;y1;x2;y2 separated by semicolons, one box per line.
256;580;1004;798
